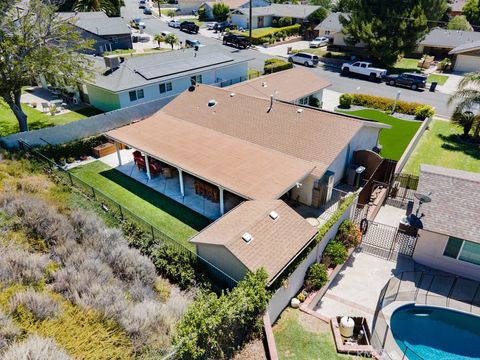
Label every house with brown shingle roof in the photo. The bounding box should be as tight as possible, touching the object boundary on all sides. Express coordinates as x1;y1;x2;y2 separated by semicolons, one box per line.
227;67;331;106
412;165;480;281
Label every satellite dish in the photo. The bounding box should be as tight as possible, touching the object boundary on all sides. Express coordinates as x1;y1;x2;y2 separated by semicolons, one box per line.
414;193;431;203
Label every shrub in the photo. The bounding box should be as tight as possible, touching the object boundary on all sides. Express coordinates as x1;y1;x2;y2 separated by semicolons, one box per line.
278;16;292;27
0;310;20;351
9;290;61;320
0;246;50;285
339;94;353;109
151;244;196;290
415;105;435;120
2;335;72;360
305;263;328;291
174;269;269;359
308;96;321;108
264;58;293;74
335;219;361;248
297;292;306;302
322;240;348;267
38;135;105;162
350;93;433;116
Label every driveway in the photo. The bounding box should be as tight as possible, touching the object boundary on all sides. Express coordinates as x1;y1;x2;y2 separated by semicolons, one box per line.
255;41;310;57
314;251;415;327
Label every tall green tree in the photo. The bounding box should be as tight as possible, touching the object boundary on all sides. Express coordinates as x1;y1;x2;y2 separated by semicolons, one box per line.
463;0;480;26
212;2;230;22
447;15;473;30
332;0;355;12
0;0;93;132
341;0;447;65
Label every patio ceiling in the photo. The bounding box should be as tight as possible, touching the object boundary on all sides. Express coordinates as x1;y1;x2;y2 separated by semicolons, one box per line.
105;113;315;200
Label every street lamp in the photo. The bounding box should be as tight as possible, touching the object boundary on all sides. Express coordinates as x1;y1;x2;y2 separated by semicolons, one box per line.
391;90;401;115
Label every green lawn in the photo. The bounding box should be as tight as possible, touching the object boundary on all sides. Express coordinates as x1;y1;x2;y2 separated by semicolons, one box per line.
339;109;421;161
300;48;349;59
427;73;449;85
71;161;211;248
403;119;480;175
0;101;103;137
387;57;421;74
273;309;353;360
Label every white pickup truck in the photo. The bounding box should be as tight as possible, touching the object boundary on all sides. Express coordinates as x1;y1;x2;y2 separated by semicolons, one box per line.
341;61;387;81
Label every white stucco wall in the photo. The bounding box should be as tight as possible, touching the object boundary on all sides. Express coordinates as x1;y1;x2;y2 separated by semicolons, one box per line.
290;174;317;207
89;62;248;111
413;230;480;282
196;243;250;282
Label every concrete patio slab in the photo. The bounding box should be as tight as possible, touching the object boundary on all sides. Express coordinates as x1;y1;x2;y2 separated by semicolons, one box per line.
373;205;406;228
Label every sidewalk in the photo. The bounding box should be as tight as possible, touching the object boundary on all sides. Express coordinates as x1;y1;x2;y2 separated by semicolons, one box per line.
436;73;463;95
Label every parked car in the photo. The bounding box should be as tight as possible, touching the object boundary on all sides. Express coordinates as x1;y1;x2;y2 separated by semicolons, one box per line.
168;20;181;28
213;21;231;32
131;18;146;29
341;61;387;81
138;0;146;9
185;39;202;48
180;21;199;34
287;52;319;67
385;72;427;90
222;34;250;49
309;36;329;48
161;30;172;37
206;21;218;30
143;7;152;14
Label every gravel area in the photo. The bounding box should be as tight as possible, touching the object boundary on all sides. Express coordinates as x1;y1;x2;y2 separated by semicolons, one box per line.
232;338;268;360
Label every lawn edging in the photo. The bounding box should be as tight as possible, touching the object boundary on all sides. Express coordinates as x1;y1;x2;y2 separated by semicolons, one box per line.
263;314;279;360
395;115;433;173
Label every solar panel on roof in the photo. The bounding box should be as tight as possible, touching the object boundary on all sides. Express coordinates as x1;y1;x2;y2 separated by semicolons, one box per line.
134;52;234;80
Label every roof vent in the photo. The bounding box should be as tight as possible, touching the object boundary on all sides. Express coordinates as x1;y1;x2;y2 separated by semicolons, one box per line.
269;211;279;220
262;81;267;87
297;108;304;114
229;92;235;97
207;99;217;108
242;232;253;243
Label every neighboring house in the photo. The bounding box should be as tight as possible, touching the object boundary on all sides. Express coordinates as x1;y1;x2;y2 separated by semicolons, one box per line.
202;0;269;20
81;46;252;111
190;200;318;284
176;0;205;15
59;12;132;55
449;0;467;16
230;4;320;29
314;12;349;46
105;85;388;281
412;165;480;282
416;28;480;71
227;67;330;107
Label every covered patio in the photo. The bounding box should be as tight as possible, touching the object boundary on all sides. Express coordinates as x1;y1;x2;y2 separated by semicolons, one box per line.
104;113;315;220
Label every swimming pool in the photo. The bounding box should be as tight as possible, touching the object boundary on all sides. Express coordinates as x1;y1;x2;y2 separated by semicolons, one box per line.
390;304;480;360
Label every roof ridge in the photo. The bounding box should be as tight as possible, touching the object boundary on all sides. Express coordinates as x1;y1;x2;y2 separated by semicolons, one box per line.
421;165;480;183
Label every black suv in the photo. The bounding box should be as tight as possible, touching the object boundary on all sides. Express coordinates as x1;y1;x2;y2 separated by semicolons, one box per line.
223;34;250;49
385;72;427;90
180;21;199;34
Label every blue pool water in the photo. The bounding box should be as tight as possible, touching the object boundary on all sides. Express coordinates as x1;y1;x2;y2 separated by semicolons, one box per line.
390;304;480;360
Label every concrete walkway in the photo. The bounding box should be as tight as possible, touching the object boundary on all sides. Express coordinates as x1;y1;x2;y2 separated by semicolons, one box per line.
255;41;310;58
436;73;463;95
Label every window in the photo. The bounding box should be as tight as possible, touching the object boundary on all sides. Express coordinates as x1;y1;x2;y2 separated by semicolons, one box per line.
298;97;309;105
191;75;203;85
159;82;173;94
443;237;480;266
325;30;330;35
129;89;144;102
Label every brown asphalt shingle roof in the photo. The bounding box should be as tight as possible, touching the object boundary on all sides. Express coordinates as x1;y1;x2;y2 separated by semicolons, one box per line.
106;113;314;200
418;165;480;243
162;85;366;177
190;200;318;283
227;67;331;102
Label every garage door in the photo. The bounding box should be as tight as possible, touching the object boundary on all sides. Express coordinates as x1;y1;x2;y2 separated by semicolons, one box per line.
454;55;480;73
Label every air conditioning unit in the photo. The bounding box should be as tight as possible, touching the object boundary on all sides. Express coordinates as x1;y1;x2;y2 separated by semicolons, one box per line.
104;55;120;70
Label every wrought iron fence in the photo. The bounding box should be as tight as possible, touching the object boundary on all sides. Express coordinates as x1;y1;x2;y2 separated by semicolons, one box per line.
371;271;480;359
387;173;419;209
18;139;239;289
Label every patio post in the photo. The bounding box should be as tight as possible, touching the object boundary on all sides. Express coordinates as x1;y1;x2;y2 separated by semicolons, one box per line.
144;154;151;180
219;186;224;215
115;142;122;166
178;168;184;196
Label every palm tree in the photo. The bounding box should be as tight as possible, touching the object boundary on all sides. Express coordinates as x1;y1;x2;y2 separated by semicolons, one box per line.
73;0;118;16
164;33;179;50
449;72;480;140
153;34;164;49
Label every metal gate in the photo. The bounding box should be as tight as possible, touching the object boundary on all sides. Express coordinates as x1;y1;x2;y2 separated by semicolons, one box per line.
359;220;417;261
386;173;419;209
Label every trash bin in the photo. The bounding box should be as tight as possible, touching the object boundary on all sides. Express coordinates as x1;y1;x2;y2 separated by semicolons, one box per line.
429;81;438;92
287;46;292;54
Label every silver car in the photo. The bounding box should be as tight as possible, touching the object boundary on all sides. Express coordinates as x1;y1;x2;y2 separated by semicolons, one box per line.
309;36;329;48
288;52;319;67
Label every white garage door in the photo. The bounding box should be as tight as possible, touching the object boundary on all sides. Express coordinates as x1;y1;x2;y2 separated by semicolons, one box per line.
454;55;480;73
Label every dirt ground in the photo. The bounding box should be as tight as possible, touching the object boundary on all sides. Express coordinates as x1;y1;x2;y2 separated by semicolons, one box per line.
232;338;268;360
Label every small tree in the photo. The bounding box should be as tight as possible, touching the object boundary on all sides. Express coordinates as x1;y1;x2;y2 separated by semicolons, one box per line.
153;34;165;48
212;2;230;22
166;9;177;18
447;15;473;31
451;110;478;138
164;33;179;49
463;0;480;27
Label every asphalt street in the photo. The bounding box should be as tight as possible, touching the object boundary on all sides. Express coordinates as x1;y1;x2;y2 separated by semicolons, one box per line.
120;0;454;118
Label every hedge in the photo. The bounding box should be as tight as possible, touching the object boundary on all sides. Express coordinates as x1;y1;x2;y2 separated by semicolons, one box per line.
350;93;434;117
236;24;301;45
264;58;293;74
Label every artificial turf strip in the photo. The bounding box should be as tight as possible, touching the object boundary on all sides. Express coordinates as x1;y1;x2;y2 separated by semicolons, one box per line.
402;119;480;176
339;109;421;161
71;161;211;248
273;309;353;360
